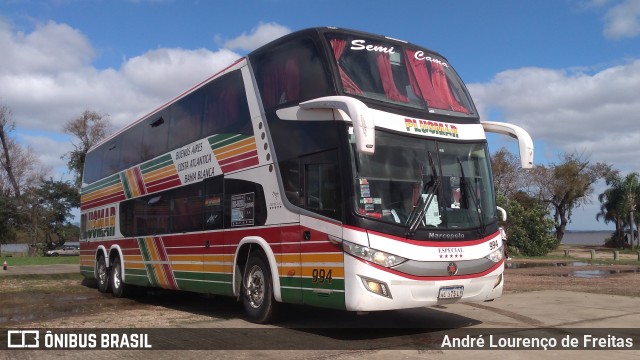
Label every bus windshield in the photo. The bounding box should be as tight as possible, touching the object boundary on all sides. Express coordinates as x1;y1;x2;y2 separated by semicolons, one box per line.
351;129;496;233
327;34;476;116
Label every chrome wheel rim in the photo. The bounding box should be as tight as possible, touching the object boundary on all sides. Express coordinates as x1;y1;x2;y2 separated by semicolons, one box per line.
245;265;265;309
98;260;107;285
113;265;121;289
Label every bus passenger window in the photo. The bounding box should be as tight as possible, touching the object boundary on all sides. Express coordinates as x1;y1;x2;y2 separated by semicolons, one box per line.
301;150;342;221
202;70;253;137
168;91;204;151
204;176;223;230
142;111;169;161
170;185;204;233
251;37;331;111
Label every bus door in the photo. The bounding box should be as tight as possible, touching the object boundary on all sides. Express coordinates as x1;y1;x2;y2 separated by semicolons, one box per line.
299;150;346;309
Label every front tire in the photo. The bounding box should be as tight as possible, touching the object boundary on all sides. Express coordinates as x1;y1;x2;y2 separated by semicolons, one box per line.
110;257;128;298
242;252;278;324
96;255;110;293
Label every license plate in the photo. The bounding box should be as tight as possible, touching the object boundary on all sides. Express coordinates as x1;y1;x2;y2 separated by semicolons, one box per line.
438;286;464;299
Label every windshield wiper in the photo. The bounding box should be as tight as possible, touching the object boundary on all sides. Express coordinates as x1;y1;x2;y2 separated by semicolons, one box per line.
457;157;485;236
405;151;440;238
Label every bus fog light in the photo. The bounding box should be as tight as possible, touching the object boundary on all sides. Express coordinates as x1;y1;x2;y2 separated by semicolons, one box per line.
360;276;392;298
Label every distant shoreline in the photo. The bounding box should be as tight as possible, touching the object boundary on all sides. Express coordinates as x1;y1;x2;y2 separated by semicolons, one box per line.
561;231;611;246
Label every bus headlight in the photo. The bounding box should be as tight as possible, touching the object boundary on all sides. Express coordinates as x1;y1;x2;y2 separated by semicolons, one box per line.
343;241;407;267
485;247;504;263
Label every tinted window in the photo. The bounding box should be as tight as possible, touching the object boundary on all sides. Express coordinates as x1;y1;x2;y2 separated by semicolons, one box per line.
142;110;169;161
120;184;198;236
119;123;144;170
268;119;343;220
252;37;331;110
169;91;204;150
83;70;250;185
204;176;223;230
102;139;121;178
202;71;253;137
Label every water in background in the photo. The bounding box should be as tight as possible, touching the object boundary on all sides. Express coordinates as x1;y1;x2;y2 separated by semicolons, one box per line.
561;231;611;246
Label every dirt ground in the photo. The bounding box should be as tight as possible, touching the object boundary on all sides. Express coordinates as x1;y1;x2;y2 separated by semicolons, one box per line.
1;256;639;330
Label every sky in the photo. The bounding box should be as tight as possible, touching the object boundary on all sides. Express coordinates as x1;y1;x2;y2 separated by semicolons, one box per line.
1;0;640;231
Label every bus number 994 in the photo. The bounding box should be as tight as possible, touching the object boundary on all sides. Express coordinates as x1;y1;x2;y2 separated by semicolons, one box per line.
311;269;333;284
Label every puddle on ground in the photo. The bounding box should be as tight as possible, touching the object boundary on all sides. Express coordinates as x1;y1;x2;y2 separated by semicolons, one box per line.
506;261;640;278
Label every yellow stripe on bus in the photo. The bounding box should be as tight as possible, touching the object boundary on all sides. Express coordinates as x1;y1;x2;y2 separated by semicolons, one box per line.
143;164;178;183
81;183;124;202
212;137;256;157
126;169;140;197
203;264;227;273
300;266;344;278
215;143;257;161
171;263;202;272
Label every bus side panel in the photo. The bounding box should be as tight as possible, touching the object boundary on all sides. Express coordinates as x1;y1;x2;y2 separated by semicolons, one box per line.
141;232;232;295
279;225;303;304
299;232;346;310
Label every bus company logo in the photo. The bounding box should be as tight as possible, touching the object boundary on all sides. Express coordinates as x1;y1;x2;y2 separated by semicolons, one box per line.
405;118;459;138
447;262;458;276
87;206;116;239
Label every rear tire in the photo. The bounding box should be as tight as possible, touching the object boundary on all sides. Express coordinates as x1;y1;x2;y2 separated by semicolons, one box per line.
96;255;110;293
242;252;279;324
110;257;128;298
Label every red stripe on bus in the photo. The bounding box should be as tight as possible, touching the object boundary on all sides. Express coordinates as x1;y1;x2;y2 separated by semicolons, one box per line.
133;166;147;195
218;150;259;166
146;177;182;193
220;156;259;173
81;194;126;211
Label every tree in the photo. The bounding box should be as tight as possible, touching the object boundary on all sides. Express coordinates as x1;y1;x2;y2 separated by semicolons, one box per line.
34;179;80;248
491;147;527;197
0;105;22;198
598;172;640;249
63;110;111;188
0;193;18;248
597;170;626;247
531;152;611;243
497;193;556;256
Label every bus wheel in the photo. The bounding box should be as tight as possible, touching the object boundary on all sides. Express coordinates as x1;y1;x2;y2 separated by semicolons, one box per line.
242;252;278;323
110;257;128;298
96;255;110;293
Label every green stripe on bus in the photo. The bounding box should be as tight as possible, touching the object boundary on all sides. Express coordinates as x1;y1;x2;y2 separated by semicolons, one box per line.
301;289;346;310
82;173;121;194
120;172;133;199
279;287;302;304
137;238;158;286
279;276;301;288
299;278;345;291
208;134;246;149
174;271;232;283
139;154;173;173
175;279;232;295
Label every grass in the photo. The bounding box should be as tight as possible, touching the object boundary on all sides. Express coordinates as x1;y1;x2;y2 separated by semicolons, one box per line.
0;255;79;266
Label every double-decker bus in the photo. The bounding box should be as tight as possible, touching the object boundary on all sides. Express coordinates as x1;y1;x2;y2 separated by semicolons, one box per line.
80;27;533;323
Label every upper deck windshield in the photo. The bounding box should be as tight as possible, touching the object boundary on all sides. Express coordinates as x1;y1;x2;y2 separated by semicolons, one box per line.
351;130;497;235
326;33;476;116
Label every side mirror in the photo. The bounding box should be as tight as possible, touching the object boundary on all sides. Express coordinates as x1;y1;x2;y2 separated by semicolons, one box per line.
481;121;534;169
300;96;375;154
496;206;507;222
